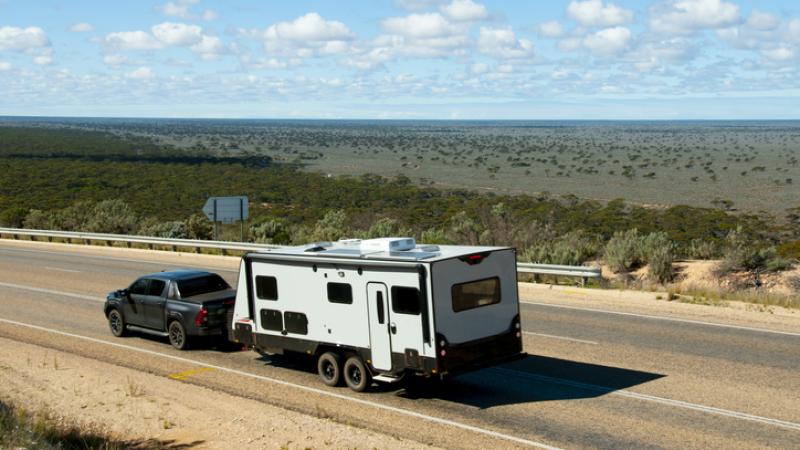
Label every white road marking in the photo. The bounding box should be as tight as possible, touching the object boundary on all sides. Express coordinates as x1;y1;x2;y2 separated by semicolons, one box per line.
0;317;561;450
521;301;800;338
0;282;102;302
44;266;81;273
0;246;239;273
494;368;800;432
522;331;598;345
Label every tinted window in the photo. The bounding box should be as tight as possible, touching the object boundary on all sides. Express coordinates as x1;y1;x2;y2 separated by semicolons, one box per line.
147;279;166;296
327;283;352;304
452;277;500;312
391;286;421;315
177;274;230;298
255;276;278;300
284;311;308;335
130;279;148;295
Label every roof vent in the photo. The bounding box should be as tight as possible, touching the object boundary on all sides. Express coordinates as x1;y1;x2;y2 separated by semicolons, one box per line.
360;237;416;253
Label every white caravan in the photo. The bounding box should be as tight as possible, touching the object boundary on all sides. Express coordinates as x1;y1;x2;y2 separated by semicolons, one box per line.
231;237;523;391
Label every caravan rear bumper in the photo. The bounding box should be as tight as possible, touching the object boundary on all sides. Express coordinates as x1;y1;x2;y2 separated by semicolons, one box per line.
436;314;524;376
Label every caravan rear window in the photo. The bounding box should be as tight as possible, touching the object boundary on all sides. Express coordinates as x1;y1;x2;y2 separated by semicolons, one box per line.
451;277;500;312
327;283;353;304
391;286;421;315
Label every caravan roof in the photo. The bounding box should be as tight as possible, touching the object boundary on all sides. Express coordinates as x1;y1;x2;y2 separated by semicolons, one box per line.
252;237;509;263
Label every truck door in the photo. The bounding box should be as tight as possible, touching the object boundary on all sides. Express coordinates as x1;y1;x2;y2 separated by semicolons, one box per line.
366;283;392;371
388;286;425;366
143;279;167;330
124;278;149;326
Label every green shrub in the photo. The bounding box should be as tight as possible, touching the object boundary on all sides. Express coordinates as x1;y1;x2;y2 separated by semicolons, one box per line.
525;230;601;266
250;219;291;244
688;238;719;259
777;240;800;260
0;207;29;227
138;220;188;239
766;257;793;272
23;209;56;230
185;214;213;240
84;200;138;235
361;217;413;239
420;228;451;244
647;244;675;283
604;229;642;273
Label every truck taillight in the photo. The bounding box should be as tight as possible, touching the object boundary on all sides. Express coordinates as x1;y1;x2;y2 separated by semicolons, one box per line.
195;307;208;326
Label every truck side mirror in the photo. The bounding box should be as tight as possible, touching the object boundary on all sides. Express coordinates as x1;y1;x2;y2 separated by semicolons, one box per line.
119;288;130;299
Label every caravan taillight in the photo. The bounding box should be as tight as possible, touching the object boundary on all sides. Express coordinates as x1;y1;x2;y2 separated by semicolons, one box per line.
459;252;490;265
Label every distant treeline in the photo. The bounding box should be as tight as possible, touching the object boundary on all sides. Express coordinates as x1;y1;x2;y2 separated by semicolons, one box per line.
1;126;798;269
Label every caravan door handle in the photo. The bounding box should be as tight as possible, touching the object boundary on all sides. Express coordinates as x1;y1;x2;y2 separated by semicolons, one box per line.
389;322;397;334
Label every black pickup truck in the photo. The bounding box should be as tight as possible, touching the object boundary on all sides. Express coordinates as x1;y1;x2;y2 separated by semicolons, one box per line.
104;270;235;349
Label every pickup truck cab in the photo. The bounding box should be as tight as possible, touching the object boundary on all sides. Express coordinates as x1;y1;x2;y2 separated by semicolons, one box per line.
104;270;235;349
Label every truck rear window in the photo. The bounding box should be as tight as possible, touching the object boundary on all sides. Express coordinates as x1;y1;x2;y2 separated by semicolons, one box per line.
177;275;230;298
451;277;500;312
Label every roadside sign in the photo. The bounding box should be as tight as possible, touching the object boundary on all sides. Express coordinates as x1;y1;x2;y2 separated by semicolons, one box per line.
202;196;248;224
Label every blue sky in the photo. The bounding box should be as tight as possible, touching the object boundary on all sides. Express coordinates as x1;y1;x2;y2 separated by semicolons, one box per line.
1;0;800;119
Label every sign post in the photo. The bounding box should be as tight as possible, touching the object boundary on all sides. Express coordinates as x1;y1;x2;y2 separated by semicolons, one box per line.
202;196;249;241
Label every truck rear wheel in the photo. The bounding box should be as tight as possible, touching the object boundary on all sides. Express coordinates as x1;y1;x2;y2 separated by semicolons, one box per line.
107;309;126;337
343;355;371;392
317;352;341;387
168;320;189;350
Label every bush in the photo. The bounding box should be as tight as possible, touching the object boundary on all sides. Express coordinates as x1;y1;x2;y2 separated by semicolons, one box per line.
687;238;720;260
777;240;800;260
0;207;28;227
308;210;350;242
250;219;291;244
766;257;793;272
139;220;188;239
420;228;451;244
23;209;56;230
604;229;641;273
525;230;601;266
185;214;213;240
84;200;137;235
648;244;675;283
361;217;413;239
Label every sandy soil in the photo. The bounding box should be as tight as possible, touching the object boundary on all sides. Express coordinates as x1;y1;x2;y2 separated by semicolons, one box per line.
0;337;435;450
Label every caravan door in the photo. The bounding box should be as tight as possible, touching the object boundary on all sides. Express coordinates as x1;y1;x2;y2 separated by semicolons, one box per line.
366;283;392;371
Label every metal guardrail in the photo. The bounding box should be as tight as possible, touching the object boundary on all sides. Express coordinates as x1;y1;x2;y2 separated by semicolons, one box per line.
0;227;282;254
0;228;601;281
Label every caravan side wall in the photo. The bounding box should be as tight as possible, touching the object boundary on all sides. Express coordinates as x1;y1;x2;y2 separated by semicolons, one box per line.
431;248;519;344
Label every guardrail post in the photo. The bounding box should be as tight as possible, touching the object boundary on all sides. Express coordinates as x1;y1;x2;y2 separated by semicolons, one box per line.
148;243;154;250
12;234;18;240
84;239;90;245
195;247;201;253
47;236;52;242
582;276;588;287
126;242;131;248
105;240;112;246
172;245;177;252
221;248;228;256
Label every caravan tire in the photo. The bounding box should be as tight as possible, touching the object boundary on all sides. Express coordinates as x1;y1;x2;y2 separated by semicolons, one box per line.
317;352;342;387
343;355;371;392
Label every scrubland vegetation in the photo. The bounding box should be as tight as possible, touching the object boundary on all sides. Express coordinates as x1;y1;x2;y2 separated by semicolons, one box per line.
1;120;798;305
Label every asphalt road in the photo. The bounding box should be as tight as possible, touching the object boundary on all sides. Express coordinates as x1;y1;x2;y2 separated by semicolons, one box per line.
0;242;798;449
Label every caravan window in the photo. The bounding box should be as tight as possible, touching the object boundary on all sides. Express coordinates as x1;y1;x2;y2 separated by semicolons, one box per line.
391;286;421;315
327;283;353;304
452;277;500;312
256;276;278;300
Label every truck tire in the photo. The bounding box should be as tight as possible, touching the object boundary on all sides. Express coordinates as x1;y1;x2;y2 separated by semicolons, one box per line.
317;352;341;387
343;355;371;392
107;309;127;337
168;320;189;350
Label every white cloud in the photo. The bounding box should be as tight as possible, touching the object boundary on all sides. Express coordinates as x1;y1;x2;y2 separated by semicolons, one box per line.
649;0;740;35
32;54;52;65
538;20;565;38
266;13;354;43
190;35;226;59
0;26;49;51
746;11;779;31
69;22;94;33
558;37;583;51
382;13;460;39
201;9;218;21
152;22;203;46
762;47;794;61
440;0;488;22
469;62;489;74
127;66;154;79
0;61;11;71
158;0;215;21
105;31;164;51
567;0;633;27
583;26;631;55
477;26;534;60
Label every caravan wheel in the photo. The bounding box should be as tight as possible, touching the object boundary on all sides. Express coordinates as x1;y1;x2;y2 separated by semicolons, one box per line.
343;355;371;392
317;352;342;387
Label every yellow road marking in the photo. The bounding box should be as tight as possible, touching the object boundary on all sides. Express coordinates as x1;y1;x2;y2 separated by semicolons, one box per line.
168;367;214;380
